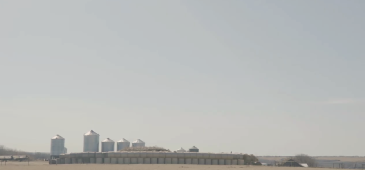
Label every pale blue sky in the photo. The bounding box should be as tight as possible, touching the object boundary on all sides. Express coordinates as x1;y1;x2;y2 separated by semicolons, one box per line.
0;0;364;156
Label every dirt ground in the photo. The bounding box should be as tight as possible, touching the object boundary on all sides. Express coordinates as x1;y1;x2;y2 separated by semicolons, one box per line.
0;161;334;170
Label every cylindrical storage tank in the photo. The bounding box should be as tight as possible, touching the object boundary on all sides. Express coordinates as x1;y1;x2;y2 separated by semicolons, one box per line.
117;138;130;151
101;138;115;152
189;146;199;152
83;130;100;152
50;135;65;156
132;139;145;147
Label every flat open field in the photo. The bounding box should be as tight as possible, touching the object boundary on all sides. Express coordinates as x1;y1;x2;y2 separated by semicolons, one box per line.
0;161;332;170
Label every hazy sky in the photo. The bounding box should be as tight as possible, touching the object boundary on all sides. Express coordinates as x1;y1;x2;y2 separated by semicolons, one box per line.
1;0;364;156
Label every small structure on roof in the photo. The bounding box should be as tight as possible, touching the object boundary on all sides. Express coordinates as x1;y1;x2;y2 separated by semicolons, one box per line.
188;146;199;152
176;147;186;153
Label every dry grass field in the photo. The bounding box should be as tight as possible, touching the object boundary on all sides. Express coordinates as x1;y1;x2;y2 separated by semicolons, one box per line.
0;161;334;170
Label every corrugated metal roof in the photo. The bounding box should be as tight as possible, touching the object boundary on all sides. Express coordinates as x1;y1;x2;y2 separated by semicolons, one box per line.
132;139;145;143
102;138;114;142
118;138;130;143
84;130;99;136
51;134;64;139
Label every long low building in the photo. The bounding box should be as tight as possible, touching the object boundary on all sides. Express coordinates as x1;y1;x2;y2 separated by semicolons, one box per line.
55;152;245;165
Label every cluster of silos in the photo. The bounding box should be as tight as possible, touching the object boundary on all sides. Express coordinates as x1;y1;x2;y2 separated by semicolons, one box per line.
50;135;66;156
83;130;143;152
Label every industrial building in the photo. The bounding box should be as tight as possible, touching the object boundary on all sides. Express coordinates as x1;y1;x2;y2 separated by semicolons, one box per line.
50;130;245;165
56;152;245;165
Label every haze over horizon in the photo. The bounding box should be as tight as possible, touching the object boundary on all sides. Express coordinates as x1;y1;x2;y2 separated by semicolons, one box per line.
1;0;364;156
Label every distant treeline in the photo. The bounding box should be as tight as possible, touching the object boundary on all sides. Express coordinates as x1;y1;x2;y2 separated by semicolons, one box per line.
0;145;49;160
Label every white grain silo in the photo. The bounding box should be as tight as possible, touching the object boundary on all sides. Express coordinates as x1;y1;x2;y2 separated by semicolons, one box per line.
50;134;65;156
132;139;145;147
176;147;186;153
83;130;100;152
101;138;115;152
117;138;130;151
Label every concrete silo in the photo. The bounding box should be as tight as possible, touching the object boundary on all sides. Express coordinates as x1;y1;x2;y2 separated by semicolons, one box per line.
117;138;130;151
132;139;145;147
189;146;199;152
83;130;100;152
101;138;115;152
50;134;65;156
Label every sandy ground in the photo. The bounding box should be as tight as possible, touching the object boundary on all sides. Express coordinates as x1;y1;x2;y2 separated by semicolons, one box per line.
0;161;334;170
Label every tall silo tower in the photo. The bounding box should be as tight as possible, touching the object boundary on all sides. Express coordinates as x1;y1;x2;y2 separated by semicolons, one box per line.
101;138;115;152
132;139;145;147
83;130;100;152
117;138;130;151
50;134;65;156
